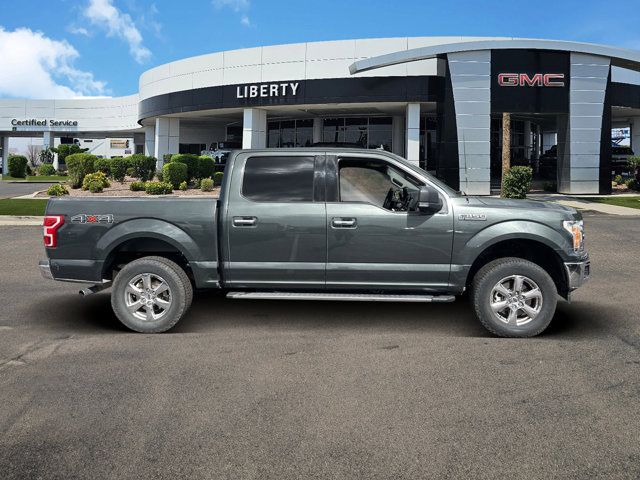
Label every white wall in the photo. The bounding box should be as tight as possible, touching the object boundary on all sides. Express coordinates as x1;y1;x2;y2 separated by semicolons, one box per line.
179;124;226;146
139;37;508;101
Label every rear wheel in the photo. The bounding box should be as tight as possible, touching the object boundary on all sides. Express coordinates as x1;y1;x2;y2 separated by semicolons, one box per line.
471;257;557;337
111;257;193;333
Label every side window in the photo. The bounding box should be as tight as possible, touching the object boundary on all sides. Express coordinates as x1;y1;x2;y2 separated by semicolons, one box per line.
338;158;422;212
242;156;315;202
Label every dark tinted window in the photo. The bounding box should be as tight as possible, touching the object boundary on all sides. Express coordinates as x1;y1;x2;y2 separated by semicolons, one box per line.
242;156;315;202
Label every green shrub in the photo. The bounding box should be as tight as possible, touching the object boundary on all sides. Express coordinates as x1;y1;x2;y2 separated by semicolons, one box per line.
213;171;224;186
627;156;640;177
501;166;533;199
38;164;56;176
66;153;96;188
47;184;69;196
156;169;164;182
130;180;146;191
163;153;174;164
170;154;199;180
179;181;188;191
198;156;215;179
82;171;110;191
543;181;556;192
162;162;188;189
613;174;623;185
201;177;214;192
86;179;105;193
145;181;173;195
54;144;88;166
624;178;639;190
94;158;111;176
7;155;28;178
110;157;129;183
26;165;34;176
129;154;157;181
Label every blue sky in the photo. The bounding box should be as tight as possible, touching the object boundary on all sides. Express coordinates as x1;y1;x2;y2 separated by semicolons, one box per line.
1;0;639;98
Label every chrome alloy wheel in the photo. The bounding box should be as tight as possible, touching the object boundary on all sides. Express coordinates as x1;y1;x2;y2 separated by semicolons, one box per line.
489;275;543;326
124;273;172;322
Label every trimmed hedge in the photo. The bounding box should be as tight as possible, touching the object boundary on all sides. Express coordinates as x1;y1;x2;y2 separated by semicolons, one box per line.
198;156;215;179
201;177;214;192
502;166;533;199
82;172;110;192
110;157;129;183
145;181;173;195
129;154;157;181
170;154;199;180
66;153;97;188
130;180;146;191
38;164;56;176
94;158;111;176
47;184;68;196
162;162;188;189
7;155;28;178
213;171;224;186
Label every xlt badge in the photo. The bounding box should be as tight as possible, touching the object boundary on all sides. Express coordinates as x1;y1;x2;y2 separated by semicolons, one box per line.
458;213;487;221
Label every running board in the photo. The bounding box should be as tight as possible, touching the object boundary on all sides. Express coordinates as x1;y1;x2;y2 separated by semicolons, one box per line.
226;292;456;303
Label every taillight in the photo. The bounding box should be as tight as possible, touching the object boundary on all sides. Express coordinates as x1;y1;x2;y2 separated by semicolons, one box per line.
43;215;64;248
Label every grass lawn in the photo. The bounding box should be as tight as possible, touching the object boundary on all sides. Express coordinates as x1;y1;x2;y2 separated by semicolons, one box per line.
0;199;48;216
589;196;640;210
1;175;67;182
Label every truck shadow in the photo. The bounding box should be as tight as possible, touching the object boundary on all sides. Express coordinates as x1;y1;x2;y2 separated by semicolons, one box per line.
33;291;609;339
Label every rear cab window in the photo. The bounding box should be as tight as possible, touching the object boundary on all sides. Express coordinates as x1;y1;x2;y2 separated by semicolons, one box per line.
242;156;315;202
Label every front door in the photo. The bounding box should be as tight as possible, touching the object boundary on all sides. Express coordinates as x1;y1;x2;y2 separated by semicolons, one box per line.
225;153;326;289
326;155;454;291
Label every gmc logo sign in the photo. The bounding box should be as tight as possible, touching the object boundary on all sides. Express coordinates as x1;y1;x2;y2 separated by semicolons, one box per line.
498;73;565;87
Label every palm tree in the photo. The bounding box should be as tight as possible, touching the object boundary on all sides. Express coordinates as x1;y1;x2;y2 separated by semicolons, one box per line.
501;112;511;197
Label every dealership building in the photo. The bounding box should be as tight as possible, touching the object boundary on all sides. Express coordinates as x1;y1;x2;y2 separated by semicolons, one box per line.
2;36;640;195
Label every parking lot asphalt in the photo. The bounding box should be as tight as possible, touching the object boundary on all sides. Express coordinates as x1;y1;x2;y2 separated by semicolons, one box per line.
0;181;53;199
0;214;639;480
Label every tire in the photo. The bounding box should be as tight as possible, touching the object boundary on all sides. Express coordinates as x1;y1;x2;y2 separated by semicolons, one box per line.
471;257;558;338
111;256;193;333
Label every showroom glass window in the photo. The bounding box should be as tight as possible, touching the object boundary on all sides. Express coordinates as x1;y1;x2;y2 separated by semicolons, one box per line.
267;119;313;148
322;117;392;151
242;156;315;202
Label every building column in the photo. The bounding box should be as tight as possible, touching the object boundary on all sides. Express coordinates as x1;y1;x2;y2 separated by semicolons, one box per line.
312;118;323;144
144;126;155;157
154;118;180;167
1;137;9;176
558;53;610;194
242;108;267;149
523;120;532;160
405;103;420;167
392;115;405;157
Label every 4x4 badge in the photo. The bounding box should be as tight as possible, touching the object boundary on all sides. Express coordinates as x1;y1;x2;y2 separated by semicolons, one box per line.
71;214;114;224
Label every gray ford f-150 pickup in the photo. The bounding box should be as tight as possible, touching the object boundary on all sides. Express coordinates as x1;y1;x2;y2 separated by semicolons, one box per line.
39;148;590;337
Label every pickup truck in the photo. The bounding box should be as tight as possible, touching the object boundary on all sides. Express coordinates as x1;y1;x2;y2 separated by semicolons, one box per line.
39;148;590;337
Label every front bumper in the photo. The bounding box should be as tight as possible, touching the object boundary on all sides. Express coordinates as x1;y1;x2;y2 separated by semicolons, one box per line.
564;257;590;290
39;260;53;280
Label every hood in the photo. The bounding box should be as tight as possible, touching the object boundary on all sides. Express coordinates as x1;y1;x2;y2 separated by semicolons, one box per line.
474;197;576;213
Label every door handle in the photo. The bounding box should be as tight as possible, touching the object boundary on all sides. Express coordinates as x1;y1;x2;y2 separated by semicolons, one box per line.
233;216;257;227
331;217;357;229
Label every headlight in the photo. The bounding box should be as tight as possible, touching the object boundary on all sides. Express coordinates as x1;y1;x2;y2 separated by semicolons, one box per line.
563;220;584;252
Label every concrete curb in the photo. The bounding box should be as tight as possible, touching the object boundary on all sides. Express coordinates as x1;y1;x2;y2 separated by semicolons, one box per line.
0;216;43;226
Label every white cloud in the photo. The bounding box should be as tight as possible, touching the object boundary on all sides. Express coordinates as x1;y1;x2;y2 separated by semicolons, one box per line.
213;0;252;27
0;27;108;99
68;25;90;36
83;0;151;63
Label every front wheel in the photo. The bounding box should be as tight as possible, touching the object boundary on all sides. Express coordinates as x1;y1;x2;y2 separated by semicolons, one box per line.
471;257;558;337
111;256;192;333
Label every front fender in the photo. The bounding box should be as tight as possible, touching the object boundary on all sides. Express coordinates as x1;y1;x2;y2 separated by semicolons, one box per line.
454;220;572;268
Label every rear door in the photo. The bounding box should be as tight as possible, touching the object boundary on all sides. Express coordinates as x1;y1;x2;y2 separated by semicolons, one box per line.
224;152;327;289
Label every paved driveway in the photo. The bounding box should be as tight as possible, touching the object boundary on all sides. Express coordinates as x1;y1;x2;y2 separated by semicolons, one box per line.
0;181;54;199
0;214;639;479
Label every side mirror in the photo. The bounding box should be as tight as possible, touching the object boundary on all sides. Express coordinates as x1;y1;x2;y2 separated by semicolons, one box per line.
417;185;443;214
